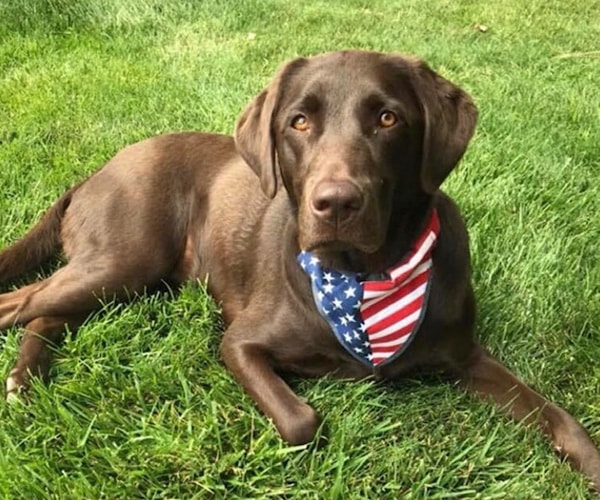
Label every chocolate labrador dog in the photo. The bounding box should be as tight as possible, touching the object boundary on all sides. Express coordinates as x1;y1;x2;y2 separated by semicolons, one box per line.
1;50;599;488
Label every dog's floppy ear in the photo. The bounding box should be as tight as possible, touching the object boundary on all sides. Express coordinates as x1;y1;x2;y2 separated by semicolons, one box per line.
411;60;478;194
235;58;308;198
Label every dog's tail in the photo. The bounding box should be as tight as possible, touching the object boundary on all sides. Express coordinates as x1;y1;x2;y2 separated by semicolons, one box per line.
0;182;82;284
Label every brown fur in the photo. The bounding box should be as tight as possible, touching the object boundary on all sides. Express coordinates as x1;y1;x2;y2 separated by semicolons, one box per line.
1;50;599;489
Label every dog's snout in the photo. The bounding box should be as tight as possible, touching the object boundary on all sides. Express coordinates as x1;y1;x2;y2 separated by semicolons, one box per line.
311;180;362;223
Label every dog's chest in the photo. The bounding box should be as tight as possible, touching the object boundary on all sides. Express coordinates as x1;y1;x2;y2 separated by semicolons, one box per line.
271;310;421;381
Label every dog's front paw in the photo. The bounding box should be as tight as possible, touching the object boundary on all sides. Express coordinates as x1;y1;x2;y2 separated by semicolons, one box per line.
278;404;321;445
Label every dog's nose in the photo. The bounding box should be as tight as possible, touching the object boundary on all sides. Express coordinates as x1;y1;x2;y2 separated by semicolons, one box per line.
311;180;363;223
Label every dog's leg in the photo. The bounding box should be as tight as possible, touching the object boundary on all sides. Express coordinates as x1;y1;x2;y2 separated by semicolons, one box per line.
0;272;80;331
6;315;84;399
1;258;171;396
460;344;600;490
0;258;161;331
221;331;321;445
0;282;45;328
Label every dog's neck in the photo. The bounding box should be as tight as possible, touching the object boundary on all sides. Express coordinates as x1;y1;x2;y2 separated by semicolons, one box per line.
369;193;435;272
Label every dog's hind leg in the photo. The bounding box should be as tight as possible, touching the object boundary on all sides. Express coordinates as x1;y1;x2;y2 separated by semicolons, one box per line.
0;254;167;331
6;315;85;399
0;282;45;328
460;344;600;491
1;256;173;397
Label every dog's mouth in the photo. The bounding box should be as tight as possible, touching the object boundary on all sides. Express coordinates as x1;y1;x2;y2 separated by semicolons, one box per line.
299;216;385;258
304;238;379;254
302;239;383;274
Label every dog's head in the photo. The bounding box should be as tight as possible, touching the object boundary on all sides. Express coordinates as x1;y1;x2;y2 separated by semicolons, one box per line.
235;51;477;270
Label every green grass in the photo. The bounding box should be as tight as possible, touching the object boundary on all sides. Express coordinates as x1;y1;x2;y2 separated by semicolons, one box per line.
1;0;599;497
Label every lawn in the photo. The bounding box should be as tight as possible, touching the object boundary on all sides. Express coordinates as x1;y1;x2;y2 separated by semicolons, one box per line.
1;0;599;497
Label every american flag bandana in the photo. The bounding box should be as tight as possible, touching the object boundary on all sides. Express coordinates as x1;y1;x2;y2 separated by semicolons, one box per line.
297;209;440;368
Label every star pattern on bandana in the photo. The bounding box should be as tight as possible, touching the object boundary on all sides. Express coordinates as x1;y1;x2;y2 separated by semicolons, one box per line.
298;251;374;364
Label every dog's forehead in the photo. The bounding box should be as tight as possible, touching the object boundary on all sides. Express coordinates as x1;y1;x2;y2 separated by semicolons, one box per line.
309;50;413;75
283;51;418;109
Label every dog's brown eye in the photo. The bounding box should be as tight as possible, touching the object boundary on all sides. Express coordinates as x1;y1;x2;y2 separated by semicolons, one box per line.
379;111;397;128
291;114;309;131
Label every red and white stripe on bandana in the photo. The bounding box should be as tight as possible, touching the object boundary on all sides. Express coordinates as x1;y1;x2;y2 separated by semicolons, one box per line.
360;209;440;365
